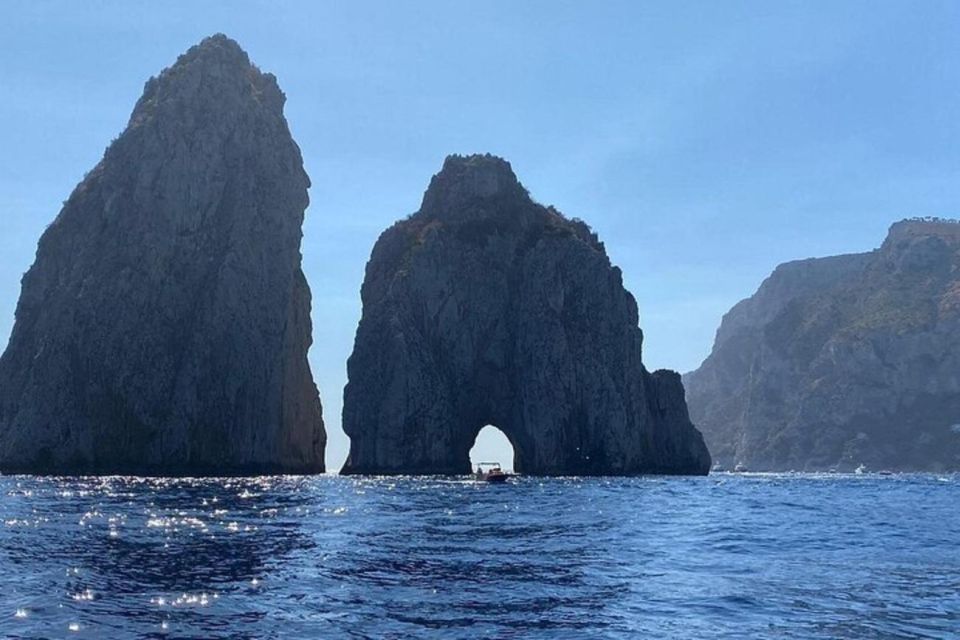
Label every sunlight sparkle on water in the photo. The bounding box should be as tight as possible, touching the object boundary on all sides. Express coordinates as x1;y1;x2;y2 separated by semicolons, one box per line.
0;474;956;639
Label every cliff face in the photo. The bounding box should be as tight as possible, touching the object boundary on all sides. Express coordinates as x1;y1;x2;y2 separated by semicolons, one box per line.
685;220;960;472
341;154;710;476
0;35;325;474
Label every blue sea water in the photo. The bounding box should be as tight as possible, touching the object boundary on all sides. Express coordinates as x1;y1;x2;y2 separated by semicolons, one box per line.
1;473;958;639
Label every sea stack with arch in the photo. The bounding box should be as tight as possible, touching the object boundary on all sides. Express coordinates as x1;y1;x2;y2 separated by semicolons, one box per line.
341;154;710;476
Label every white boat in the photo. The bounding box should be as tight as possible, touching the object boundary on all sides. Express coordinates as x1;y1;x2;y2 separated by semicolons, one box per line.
474;461;511;483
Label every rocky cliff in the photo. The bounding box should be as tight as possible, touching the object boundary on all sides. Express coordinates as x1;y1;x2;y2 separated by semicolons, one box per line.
341;154;710;476
685;219;960;472
0;34;325;474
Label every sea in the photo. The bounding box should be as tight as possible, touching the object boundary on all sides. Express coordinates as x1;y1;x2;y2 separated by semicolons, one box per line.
1;473;957;639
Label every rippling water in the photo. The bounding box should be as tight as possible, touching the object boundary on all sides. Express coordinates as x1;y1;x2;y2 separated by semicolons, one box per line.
1;473;958;639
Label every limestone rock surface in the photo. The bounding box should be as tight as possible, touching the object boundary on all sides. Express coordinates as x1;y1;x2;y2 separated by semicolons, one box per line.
341;154;710;475
685;220;960;472
0;34;325;474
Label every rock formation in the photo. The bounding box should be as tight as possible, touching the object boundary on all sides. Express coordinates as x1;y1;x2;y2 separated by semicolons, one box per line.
0;34;325;474
685;219;960;472
341;154;710;476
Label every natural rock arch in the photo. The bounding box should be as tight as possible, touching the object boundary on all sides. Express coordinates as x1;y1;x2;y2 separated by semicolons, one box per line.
458;422;526;475
468;425;517;470
340;155;709;476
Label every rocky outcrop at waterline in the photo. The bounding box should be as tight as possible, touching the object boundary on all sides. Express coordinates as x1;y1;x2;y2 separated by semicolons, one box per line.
341;154;710;476
0;34;325;474
684;219;960;472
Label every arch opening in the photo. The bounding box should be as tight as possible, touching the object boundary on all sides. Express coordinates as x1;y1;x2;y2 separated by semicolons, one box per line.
468;425;516;473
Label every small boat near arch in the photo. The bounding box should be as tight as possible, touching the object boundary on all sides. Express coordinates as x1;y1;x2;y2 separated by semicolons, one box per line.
474;462;511;483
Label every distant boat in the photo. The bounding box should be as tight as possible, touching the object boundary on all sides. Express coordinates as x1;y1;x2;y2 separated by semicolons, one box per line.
855;464;867;474
733;463;748;473
475;462;511;483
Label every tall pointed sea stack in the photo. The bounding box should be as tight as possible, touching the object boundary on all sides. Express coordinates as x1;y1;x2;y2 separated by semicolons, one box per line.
0;35;325;474
341;154;710;475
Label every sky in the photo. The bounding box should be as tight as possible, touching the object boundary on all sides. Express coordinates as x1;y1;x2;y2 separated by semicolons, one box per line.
1;1;959;471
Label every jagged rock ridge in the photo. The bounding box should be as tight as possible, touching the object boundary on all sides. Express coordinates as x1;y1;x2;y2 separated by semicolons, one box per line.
685;219;960;471
0;34;325;474
341;154;710;476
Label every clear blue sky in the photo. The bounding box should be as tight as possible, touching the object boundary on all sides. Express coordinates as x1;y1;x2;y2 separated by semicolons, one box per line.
2;1;959;470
